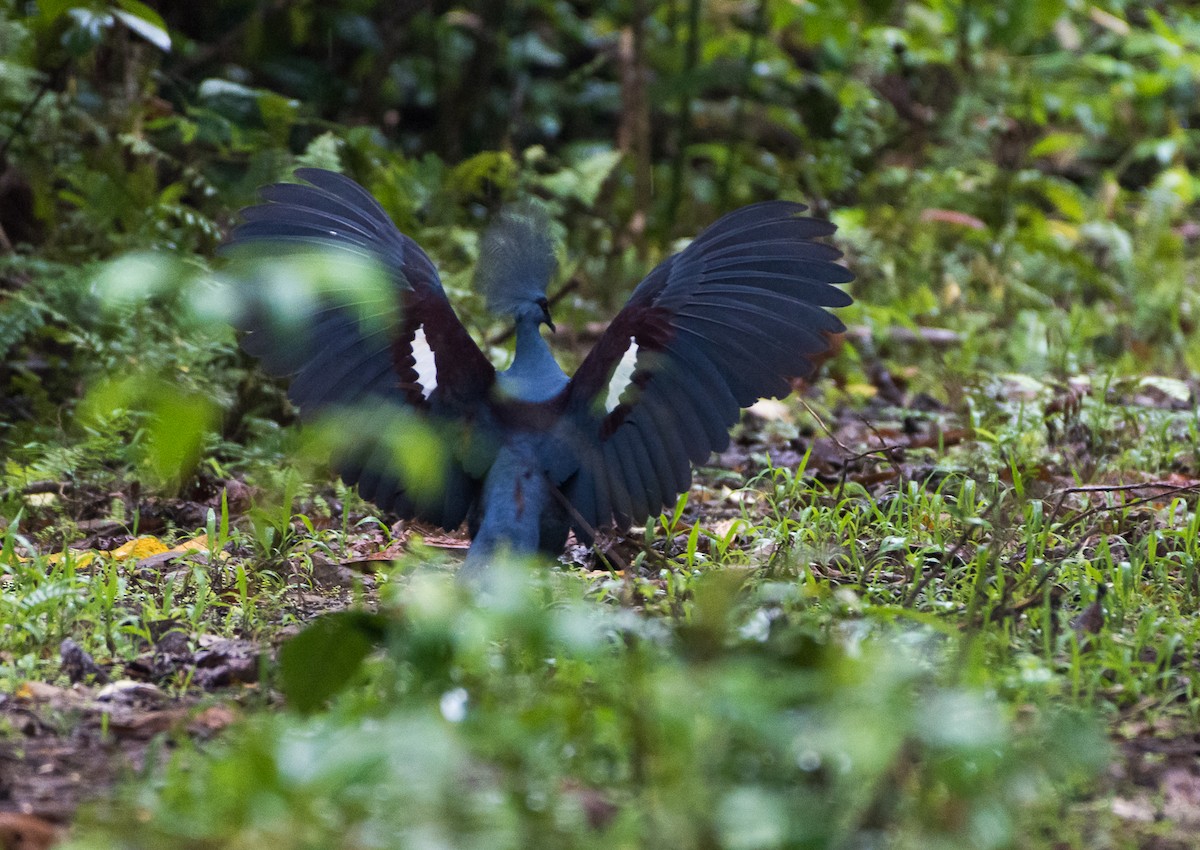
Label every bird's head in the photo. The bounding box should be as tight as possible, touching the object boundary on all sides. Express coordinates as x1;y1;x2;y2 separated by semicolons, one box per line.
475;202;558;331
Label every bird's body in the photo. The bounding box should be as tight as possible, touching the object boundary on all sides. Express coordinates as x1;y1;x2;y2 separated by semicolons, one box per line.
468;434;567;574
467;307;573;575
223;169;853;574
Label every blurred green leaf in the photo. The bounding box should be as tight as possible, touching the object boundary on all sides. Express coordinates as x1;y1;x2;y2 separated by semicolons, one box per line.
279;611;390;713
1029;132;1086;159
536;147;622;205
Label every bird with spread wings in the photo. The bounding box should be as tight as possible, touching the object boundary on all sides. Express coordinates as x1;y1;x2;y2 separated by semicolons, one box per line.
223;168;853;576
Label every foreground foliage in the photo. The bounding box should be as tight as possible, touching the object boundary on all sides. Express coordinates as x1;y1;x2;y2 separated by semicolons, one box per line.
64;568;1105;850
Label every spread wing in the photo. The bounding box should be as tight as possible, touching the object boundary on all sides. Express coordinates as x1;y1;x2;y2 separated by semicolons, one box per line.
551;201;853;533
222;168;497;528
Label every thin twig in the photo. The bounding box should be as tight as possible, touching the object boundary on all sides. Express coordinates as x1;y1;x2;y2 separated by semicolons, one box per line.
798;399;907;500
798;399;852;455
548;478;629;573
982;483;1200;627
1058;481;1196;495
1046;479;1139;531
1056;482;1200;533
857;415;908;490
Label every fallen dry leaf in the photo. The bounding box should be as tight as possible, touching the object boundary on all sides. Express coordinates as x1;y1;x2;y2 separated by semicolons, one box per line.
337;540;406;573
106;707;190;740
415;533;472;550
169;534;212;554
109;536;169;560
0;812;60;850
44;549;96;568
710;518;746;541
190;704;237;736
14;682;71;703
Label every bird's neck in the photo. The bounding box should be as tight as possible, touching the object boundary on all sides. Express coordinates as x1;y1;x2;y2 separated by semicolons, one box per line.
513;315;557;371
498;315;567;402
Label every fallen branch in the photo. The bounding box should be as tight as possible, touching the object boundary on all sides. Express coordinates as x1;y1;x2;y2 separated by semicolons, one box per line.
1055;481;1200;533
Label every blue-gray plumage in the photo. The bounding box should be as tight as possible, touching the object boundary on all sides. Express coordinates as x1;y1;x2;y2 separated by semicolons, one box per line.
222;168;853;576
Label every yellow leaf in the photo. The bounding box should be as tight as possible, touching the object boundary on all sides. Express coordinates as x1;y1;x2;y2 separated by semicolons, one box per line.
110;536;169;560
711;518;746;540
169;534;210;554
44;550;97;568
167;533;228;561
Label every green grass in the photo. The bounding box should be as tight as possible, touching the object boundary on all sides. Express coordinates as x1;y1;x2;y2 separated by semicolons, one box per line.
57;566;1111;850
0;515;293;690
6;374;1197;848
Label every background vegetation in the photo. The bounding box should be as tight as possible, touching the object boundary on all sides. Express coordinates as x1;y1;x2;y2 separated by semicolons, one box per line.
2;1;1200;847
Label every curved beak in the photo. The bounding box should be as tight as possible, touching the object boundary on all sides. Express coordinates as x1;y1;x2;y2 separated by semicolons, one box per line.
540;300;555;333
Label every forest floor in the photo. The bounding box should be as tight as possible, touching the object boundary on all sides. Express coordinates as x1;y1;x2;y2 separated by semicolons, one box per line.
3;368;1200;849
